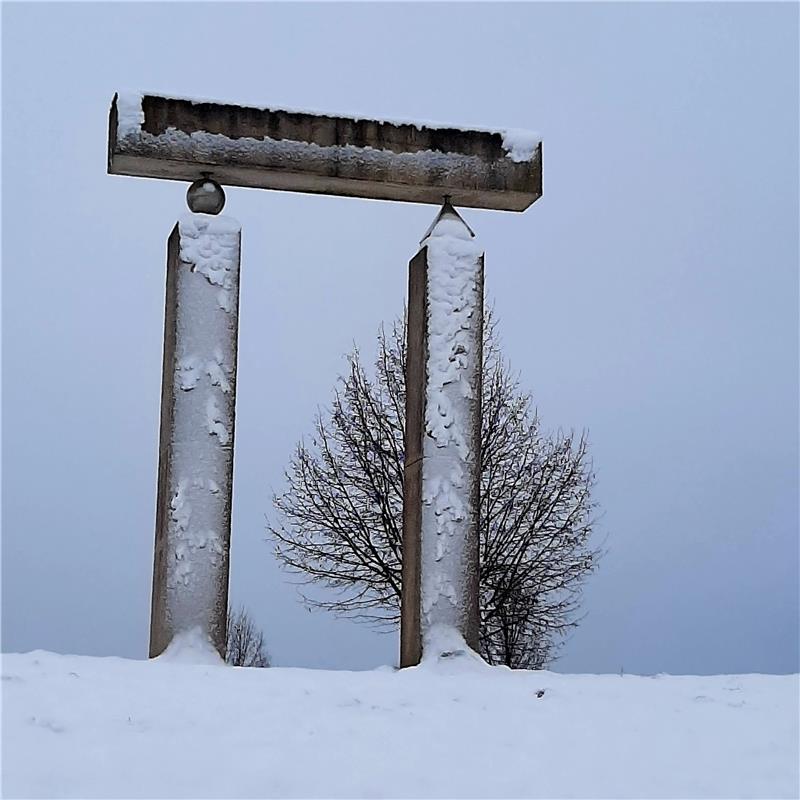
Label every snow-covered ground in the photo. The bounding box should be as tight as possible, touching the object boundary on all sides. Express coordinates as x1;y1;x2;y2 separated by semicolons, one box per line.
2;644;797;799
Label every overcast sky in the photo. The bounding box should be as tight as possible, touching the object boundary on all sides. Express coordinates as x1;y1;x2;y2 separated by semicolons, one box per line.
2;2;798;675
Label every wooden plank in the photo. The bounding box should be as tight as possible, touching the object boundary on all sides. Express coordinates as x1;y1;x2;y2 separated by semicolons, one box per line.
149;227;179;658
108;93;542;211
400;247;428;667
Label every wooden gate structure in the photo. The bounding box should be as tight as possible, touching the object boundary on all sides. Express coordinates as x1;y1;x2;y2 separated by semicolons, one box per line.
107;92;542;665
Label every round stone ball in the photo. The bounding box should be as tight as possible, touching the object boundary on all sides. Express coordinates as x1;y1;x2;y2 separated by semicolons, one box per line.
186;178;226;214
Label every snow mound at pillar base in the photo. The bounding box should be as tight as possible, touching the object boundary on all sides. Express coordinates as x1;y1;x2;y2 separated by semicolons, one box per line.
155;627;224;666
2;649;797;799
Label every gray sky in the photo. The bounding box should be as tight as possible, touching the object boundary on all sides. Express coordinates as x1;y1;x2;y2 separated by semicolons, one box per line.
2;2;798;674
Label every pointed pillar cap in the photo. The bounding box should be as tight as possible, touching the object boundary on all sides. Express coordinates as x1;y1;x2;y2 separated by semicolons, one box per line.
420;196;476;245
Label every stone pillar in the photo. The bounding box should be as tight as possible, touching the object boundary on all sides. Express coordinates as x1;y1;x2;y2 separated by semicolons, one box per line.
401;201;484;666
149;211;241;658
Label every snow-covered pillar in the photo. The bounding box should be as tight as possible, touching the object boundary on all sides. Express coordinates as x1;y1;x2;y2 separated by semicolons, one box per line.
149;190;241;659
401;200;484;666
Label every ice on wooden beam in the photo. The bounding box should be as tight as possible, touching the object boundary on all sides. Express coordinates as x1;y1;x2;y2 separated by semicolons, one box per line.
108;92;542;211
150;212;241;658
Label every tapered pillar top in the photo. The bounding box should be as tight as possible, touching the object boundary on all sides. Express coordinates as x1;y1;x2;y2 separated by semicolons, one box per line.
420;197;476;245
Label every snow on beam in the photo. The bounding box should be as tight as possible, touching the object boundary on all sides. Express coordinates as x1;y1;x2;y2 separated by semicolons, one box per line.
108;93;542;211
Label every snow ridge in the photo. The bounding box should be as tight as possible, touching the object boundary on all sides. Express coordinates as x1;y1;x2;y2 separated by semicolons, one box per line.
4;650;796;799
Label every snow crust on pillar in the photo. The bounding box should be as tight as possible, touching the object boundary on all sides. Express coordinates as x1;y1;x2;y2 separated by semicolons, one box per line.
164;212;240;644
419;213;483;658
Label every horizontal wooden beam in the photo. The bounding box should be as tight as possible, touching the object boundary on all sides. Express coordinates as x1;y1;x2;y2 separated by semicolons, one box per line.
108;93;542;211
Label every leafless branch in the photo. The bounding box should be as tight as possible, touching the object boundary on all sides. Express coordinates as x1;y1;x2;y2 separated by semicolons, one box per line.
267;309;600;667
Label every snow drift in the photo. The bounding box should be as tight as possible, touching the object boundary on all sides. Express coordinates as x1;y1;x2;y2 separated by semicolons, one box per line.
2;649;797;799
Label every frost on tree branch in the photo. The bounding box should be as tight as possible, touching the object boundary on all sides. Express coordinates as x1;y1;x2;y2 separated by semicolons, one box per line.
268;311;600;668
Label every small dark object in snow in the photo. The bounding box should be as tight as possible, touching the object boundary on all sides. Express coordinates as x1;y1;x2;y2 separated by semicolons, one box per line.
535;689;545;698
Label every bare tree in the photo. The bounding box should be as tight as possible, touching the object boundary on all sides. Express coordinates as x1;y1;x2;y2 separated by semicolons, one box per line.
225;606;271;668
268;311;599;668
